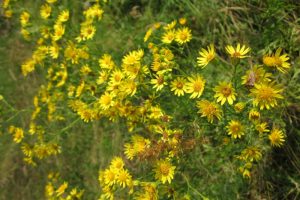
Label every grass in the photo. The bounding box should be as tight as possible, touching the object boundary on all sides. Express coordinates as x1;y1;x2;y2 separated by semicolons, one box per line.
0;0;300;199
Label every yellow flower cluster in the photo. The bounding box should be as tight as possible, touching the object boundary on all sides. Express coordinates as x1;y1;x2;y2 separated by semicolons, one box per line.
45;172;84;200
4;1;292;198
99;157;134;199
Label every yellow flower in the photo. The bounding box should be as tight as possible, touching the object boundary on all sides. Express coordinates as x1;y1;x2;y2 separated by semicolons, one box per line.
80;64;92;75
110;157;124;170
241;65;272;86
124;143;135;160
248;109;260;121
58;10;69;23
255;122;270;134
225;43;250;58
161;29;176;44
45;183;54;197
234;102;245;113
185;74;206;99
21;28;31;40
250;82;283;110
78;108;95;122
226;120;244;139
134;183;158;200
81;25;96;40
164;20;177;30
132;135;150;154
214;82;236;105
269;128;285;147
40;4;51;19
84;4;104;21
20;11;30;27
150;75;167;91
9;127;24;143
46;0;57;3
197;100;222;123
117;169;132;188
99;54;115;70
122;50;143;66
122;50;144;78
104;168;117;186
154;159;176;184
170;77;187;96
144;28;153;42
179;17;187;25
263;48;291;73
99;92;115;110
52;24;65;41
175;27;192;44
4;10;13;18
21;59;36;76
197;44;216;68
109;70;124;84
239;146;262;162
56;182;68;197
40;26;51;39
49;43;59;59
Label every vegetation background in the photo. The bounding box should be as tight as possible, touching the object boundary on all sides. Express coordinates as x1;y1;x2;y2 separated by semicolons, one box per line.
0;0;300;199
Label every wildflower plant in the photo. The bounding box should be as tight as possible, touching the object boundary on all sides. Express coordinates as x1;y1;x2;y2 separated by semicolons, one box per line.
0;0;294;199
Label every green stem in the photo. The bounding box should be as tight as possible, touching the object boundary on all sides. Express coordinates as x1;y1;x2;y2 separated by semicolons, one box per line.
181;173;209;200
1;97;16;111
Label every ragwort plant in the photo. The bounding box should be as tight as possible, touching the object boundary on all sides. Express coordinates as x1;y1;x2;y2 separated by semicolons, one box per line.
0;0;293;199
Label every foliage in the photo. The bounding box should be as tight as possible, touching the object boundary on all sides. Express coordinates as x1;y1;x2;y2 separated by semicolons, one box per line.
0;0;299;199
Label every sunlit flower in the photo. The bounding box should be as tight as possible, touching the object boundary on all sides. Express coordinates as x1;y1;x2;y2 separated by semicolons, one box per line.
179;18;187;25
170;77;187;96
164;20;176;30
117;169;132;188
234;102;246;113
57;10;69;23
99;54;115;70
20;11;30;27
241;65;272;86
124;143;135;160
40;4;51;19
49;43;59;59
263;48;291;73
255;122;270;134
56;182;68;197
81;25;96;40
226;120;244;139
104;168;117;186
99;92;115;110
175;27;192;44
197;44;216;68
239;146;262;162
248;109;260;121
161;29;176;44
52;24;65;41
269;128;285;147
151;75;167;91
225;43;250;58
214;82;236;105
185;74;205;98
197;100;222;123
250;82;283;110
154;159;176;184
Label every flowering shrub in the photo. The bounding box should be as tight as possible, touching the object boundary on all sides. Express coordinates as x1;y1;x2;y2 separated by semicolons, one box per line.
0;0;294;199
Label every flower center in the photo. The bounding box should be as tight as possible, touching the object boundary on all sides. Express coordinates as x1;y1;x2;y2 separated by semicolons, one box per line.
193;81;203;92
160;163;170;175
258;87;274;101
221;87;232;96
176;82;183;89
